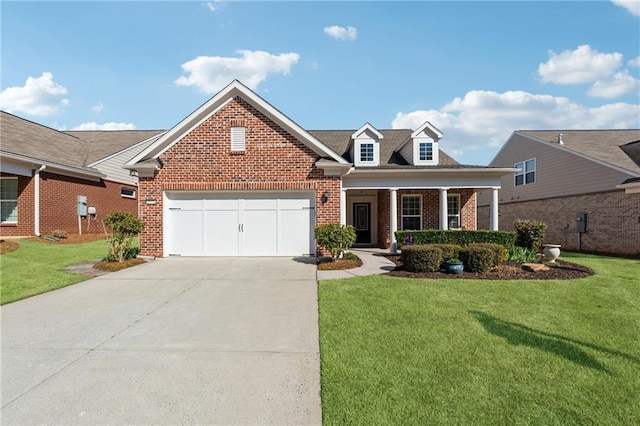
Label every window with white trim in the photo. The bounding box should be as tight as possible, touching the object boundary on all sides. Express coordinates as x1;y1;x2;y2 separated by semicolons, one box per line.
515;158;536;186
121;187;136;198
401;195;422;230
360;143;374;162
447;194;461;229
231;126;246;152
419;142;433;161
1;177;18;223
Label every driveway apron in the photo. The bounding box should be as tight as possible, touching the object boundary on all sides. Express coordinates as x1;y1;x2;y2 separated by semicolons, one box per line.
1;257;321;425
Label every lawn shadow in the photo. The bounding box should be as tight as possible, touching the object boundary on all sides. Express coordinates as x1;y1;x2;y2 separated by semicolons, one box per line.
469;311;636;374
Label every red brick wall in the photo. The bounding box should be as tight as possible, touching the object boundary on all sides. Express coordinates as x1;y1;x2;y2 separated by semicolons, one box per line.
138;96;340;257
477;190;640;256
0;171;137;237
376;188;477;248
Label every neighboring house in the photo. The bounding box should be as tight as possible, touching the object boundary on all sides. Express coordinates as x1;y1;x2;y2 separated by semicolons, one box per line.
477;130;640;256
0;111;164;237
125;80;515;258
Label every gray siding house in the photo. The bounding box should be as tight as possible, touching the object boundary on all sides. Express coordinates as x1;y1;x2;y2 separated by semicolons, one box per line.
478;130;640;256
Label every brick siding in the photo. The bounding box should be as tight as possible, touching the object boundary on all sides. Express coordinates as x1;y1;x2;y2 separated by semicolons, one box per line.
477;190;640;256
138;96;340;257
1;171;137;237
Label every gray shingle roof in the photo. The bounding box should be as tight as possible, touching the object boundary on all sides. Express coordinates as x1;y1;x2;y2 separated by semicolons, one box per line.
64;130;165;164
518;129;640;174
309;129;461;167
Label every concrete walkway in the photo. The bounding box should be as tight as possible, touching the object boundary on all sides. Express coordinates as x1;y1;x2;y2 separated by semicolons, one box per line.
317;248;396;280
1;257;321;425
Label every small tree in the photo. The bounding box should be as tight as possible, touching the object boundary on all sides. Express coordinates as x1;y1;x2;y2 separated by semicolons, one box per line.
314;223;356;262
103;212;144;262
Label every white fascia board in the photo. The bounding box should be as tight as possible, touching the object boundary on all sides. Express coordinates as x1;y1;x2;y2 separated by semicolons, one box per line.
1;152;104;181
410;121;444;140
89;132;166;167
315;159;354;176
507;131;640;177
616;181;640;194
352;122;384;140
127;80;348;166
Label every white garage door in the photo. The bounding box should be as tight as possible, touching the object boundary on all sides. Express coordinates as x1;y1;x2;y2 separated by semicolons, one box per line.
164;191;315;257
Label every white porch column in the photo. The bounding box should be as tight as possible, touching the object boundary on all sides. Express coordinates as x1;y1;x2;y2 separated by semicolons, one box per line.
439;188;449;230
490;187;499;231
390;188;398;254
340;189;347;225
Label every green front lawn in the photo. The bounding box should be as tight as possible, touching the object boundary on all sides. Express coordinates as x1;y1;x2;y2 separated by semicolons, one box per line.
319;253;640;425
0;238;109;305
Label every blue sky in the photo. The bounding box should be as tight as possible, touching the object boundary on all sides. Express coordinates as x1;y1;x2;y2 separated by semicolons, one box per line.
2;0;639;165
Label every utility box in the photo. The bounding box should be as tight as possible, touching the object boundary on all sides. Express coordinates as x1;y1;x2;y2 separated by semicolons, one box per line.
77;195;87;217
576;212;588;233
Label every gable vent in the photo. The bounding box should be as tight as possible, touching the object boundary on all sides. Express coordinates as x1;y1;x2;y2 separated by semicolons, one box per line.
231;126;246;152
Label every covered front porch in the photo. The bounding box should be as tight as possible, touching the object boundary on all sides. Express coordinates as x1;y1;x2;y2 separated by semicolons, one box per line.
339;169;502;253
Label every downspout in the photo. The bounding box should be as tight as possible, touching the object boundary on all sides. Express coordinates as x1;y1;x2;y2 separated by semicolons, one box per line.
34;165;46;236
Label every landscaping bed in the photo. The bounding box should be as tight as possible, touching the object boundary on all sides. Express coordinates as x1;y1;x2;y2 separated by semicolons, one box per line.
384;255;594;280
317;253;362;270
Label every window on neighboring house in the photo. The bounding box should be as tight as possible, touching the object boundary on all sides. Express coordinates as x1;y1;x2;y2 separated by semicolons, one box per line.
402;195;422;230
515;158;536;186
1;177;18;223
419;142;433;161
231;126;246;152
447;194;461;229
360;143;374;162
121;187;136;198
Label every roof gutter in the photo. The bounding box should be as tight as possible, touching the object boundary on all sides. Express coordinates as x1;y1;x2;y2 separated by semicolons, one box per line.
0;151;105;181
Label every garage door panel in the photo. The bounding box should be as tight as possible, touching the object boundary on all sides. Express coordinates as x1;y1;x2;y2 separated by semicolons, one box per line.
279;209;312;255
243;210;277;256
204;198;240;210
167;210;203;256
205;210;240;256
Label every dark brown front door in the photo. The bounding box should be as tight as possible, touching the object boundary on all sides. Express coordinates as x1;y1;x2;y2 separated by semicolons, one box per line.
353;202;371;244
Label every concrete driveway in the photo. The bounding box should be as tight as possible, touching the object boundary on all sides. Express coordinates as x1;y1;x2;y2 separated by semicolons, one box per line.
1;257;321;425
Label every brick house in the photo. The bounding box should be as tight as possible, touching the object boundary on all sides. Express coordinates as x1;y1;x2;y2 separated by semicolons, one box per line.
0;111;163;237
477;130;640;256
125;80;515;258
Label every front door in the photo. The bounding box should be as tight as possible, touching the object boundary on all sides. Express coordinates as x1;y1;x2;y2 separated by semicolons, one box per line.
353;202;371;244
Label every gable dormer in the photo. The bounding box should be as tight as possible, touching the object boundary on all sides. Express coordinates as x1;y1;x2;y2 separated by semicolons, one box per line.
350;123;383;167
398;121;443;166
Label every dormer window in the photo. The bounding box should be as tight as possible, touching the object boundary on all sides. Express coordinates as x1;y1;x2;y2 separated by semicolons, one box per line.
360;143;374;162
418;142;433;161
351;123;383;167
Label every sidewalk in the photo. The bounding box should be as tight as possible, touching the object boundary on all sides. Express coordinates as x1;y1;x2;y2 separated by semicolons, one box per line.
317;248;396;280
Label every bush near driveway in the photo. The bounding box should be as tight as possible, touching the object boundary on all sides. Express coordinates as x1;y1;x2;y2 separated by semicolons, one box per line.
318;253;640;424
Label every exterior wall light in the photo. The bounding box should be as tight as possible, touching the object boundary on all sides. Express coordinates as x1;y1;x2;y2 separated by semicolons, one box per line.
321;190;329;204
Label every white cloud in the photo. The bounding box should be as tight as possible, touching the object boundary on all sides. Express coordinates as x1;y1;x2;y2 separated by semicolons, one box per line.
629;56;640;67
205;1;223;12
611;0;640;16
92;102;104;113
323;25;357;41
392;90;640;164
175;50;300;94
71;122;136;130
538;45;623;84
587;71;640;98
0;72;69;116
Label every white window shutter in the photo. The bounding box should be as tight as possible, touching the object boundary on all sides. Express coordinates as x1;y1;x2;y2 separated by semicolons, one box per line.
231;127;246;152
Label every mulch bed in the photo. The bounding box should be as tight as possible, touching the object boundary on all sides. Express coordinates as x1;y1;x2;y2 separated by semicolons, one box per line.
94;258;147;272
317;255;363;270
0;239;20;255
30;233;108;244
384;255;594;280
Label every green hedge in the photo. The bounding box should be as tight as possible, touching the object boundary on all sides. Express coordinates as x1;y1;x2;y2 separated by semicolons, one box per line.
396;230;516;250
459;246;496;273
401;245;443;272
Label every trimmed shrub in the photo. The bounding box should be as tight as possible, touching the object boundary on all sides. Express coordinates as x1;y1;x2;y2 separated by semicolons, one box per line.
430;244;461;261
315;223;356;262
468;243;508;264
103;212;144;262
401;245;443;272
395;230;516;251
459;246;496;273
514;220;547;251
